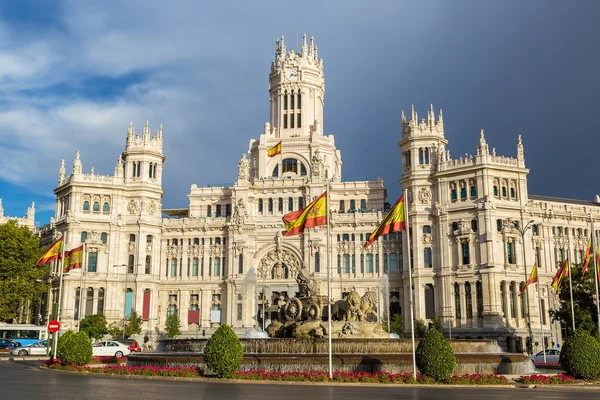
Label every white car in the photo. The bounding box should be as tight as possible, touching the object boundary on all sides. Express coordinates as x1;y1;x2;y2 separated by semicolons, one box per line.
92;341;131;357
10;340;48;356
530;349;561;364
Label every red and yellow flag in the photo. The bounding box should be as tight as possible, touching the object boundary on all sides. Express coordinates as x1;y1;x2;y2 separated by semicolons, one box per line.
36;236;63;267
551;258;569;292
63;245;84;272
364;194;406;248
520;262;539;296
267;141;282;157
582;235;593;277
282;192;327;236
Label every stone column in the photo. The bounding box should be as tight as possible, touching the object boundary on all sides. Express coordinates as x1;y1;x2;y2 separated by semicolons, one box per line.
459;282;467;326
470;281;478;327
513;281;521;327
180;290;189;330
501;280;510;322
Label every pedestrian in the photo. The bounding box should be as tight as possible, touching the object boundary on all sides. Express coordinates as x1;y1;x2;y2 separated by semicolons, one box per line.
143;335;150;351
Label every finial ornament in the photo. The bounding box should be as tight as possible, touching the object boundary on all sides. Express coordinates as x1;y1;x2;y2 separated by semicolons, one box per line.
517;134;524;160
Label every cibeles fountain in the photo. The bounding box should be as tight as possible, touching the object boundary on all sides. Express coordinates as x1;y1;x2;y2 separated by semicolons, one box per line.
264;267;387;339
128;269;534;375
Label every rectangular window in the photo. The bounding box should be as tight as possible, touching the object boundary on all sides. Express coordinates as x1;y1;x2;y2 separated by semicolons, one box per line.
424;248;432;268
85;288;94;317
470;186;477;197
476;282;483;319
383;253;388;273
214;257;221;277
225;204;231;217
342;254;350;273
128;254;135;273
509;284;515;318
97;288;104;315
142;290;150;321
465;283;473;319
237;303;243;321
283;113;288;129
366;254;374;273
145;255;151;274
298;197;304;209
451;189;457;201
471;219;478;232
288;198;293;211
238;254;243;274
315;251;320;273
192;258;199;277
290;112;295;128
278;198;283;212
454;284;461;320
171;259;178;277
290;94;294;109
460;187;467;199
216;205;222;217
125;289;133;318
507;242;515;264
87;252;97;273
461;242;470;265
297;113;301;128
390;253;398;272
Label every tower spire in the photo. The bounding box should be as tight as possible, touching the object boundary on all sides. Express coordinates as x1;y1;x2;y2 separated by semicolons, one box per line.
301;33;308;56
58;159;66;184
72;150;82;175
517;134;524;160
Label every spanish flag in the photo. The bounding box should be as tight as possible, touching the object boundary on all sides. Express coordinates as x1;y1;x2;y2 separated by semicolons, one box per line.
551;258;569;292
36;236;63;267
364;194;406;248
63;245;84;272
581;235;593;277
519;262;539;295
267;141;282;157
282;192;327;236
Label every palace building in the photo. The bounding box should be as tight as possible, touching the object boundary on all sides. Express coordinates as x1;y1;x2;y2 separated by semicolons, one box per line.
38;35;600;351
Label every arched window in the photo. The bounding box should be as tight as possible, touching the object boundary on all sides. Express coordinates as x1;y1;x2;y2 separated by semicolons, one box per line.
419;148;424;164
451;188;457;201
465;282;473;318
81;231;88;243
145;255;151;274
300;163;307;176
510;187;516;199
493;186;499;197
83;201;90;211
470;186;477;198
103;202;110;212
272;165;279;177
97;288;104;314
298;197;304;209
282;158;298;174
128;255;135;273
476;281;484;319
216;204;222;217
93;202;100;212
424;248;432;268
501;187;507;197
454;283;461;320
424;148;430;164
460;187;467;199
100;232;107;244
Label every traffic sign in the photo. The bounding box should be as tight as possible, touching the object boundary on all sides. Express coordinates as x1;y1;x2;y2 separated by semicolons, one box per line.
48;320;60;333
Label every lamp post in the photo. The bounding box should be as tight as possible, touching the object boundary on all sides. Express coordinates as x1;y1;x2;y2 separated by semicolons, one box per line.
113;264;128;337
508;217;535;355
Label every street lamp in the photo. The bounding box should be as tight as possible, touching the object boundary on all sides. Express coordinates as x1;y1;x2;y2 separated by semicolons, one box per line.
113;264;128;337
506;217;535;354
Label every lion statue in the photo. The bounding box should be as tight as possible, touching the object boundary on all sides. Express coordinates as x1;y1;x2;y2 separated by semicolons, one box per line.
344;289;378;322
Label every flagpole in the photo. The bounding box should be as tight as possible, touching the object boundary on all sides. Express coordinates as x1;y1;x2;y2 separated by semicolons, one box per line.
404;189;417;380
52;231;66;360
592;224;600;341
535;273;546;363
567;255;575;332
77;244;84;332
326;182;333;379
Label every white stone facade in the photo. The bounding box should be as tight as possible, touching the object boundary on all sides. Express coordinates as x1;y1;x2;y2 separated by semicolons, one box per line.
39;35;600;351
0;199;35;230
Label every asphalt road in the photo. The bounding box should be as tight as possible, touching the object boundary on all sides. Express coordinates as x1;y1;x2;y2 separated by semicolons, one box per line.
0;361;598;400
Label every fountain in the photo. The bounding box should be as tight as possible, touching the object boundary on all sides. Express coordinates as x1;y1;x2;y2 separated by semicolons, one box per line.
379;274;390;334
129;269;535;375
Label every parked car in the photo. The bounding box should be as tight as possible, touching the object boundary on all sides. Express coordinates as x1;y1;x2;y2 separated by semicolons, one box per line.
10;340;48;356
0;339;22;350
530;349;561;364
92;341;131;357
114;339;141;353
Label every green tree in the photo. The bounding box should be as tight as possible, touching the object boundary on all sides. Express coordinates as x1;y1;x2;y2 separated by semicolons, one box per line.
79;314;108;340
107;322;123;338
204;324;243;378
550;263;599;338
416;329;456;381
414;318;428;338
431;316;444;334
559;328;600;380
165;313;182;338
385;314;404;337
0;221;48;322
124;310;143;337
57;330;93;366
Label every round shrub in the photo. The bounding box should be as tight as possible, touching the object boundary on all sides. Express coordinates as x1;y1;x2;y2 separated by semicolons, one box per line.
415;328;456;381
559;328;600;380
57;330;93;366
203;324;243;378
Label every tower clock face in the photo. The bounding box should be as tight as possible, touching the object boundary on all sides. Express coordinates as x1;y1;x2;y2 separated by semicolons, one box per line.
286;69;298;81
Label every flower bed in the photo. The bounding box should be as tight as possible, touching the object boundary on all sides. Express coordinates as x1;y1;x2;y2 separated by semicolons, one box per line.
519;374;575;384
88;356;127;365
41;363;512;385
44;363;203;377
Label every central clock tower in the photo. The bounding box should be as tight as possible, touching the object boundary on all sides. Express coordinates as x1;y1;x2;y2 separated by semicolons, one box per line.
268;34;324;138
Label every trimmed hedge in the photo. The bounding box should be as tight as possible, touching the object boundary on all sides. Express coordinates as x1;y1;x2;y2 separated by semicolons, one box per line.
415;328;456;381
57;330;93;366
203;324;243;378
559;329;600;380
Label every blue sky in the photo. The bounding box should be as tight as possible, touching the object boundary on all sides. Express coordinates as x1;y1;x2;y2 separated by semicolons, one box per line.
1;0;599;225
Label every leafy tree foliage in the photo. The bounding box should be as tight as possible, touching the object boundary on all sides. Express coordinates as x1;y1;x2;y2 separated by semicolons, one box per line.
165;313;182;338
431;316;444;334
559;328;600;380
416;328;456;381
0;221;48;322
124;310;143;337
203;324;243;378
384;314;404;336
107;322;123;338
550;263;599;338
79;314;108;340
414;318;428;338
57;330;93;366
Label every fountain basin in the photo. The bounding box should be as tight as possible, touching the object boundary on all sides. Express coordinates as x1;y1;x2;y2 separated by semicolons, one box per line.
128;352;534;375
